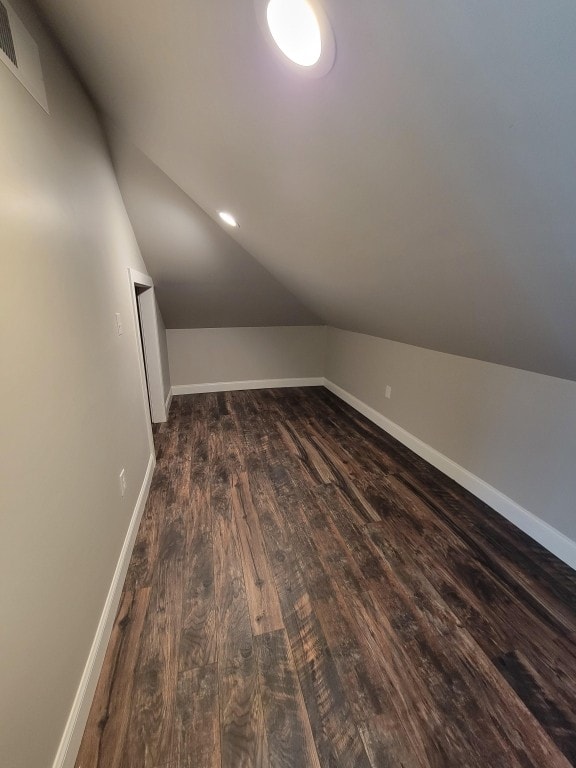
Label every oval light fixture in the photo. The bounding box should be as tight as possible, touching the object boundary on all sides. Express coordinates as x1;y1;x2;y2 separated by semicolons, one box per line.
255;0;336;77
219;211;238;227
267;0;322;67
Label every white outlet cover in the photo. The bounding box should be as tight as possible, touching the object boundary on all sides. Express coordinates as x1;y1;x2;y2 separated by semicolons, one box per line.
115;313;123;336
385;385;392;399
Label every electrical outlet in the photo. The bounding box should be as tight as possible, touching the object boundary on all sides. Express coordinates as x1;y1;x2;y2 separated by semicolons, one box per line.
385;385;392;399
115;312;123;336
119;468;127;497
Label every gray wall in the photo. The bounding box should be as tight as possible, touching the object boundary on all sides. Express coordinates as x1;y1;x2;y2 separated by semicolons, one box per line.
168;326;326;386
0;2;152;766
326;328;576;541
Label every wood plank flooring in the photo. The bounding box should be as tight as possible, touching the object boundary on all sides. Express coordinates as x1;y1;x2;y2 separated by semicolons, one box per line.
75;387;576;768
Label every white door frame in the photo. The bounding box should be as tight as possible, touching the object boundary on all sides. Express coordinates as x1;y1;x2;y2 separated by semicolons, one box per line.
128;269;167;441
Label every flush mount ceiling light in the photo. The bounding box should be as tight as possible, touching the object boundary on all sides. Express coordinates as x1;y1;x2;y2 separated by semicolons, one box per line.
255;0;336;77
219;211;238;227
267;0;321;66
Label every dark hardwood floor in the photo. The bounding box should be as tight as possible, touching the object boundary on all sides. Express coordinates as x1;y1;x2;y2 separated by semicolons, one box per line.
75;387;576;768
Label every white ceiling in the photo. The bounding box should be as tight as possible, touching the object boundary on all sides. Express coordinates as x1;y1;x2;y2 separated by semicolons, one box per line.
34;0;576;380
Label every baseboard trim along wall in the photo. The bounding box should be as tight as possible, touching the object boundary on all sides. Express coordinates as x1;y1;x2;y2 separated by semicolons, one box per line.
171;377;324;395
165;388;173;415
52;452;156;768
163;376;575;569
52;374;575;768
324;379;576;572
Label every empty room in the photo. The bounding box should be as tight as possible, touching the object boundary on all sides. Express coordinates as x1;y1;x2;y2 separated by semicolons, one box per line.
2;0;576;766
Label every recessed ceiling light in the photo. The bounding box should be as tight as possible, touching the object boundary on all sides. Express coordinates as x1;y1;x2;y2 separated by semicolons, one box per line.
255;0;336;77
266;0;322;67
219;211;238;227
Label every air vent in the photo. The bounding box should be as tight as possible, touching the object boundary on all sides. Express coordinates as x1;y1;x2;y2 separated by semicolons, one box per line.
0;0;48;112
0;1;17;66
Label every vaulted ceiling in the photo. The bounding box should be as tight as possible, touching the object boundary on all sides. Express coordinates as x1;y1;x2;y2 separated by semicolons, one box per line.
35;0;576;380
106;126;320;327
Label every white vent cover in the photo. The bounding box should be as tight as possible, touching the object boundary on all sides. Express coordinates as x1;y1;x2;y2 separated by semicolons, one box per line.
0;0;48;112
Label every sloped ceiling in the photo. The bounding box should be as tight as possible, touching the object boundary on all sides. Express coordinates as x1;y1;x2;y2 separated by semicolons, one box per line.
34;0;576;380
106;126;320;327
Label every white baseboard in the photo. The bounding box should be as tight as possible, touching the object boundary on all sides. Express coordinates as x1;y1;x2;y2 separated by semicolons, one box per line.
171;377;324;396
165;388;173;415
52;451;156;768
324;379;576;571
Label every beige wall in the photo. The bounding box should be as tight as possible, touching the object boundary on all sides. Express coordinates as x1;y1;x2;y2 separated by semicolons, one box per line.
0;2;153;767
167;326;326;387
325;328;576;542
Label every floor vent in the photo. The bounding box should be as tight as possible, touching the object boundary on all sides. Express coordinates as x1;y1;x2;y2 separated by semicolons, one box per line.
0;1;17;66
0;0;48;112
